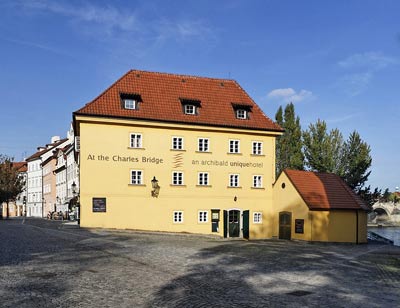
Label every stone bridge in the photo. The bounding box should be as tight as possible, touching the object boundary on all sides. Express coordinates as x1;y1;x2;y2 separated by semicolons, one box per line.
370;202;400;224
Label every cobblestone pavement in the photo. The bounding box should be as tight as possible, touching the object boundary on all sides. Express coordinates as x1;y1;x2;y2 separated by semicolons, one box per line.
0;218;399;308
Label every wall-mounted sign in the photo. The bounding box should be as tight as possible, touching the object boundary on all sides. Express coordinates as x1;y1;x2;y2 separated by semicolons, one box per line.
295;219;304;234
92;198;106;212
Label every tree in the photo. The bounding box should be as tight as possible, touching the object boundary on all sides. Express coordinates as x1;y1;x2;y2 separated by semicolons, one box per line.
0;155;25;218
302;119;345;174
341;131;372;193
275;103;304;175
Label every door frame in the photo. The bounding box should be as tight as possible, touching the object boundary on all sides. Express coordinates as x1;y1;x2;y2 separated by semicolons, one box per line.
225;208;243;238
279;211;292;240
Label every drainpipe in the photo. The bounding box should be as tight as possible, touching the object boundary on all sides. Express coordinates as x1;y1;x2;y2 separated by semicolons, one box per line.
356;210;359;244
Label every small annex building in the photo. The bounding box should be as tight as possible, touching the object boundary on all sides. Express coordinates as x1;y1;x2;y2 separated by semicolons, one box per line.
273;169;368;243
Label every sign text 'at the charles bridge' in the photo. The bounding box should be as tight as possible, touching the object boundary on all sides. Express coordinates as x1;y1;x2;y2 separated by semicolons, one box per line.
86;153;264;168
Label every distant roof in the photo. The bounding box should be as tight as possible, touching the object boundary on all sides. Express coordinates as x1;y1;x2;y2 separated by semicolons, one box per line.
12;161;27;173
283;169;368;211
26;138;69;161
74;69;282;132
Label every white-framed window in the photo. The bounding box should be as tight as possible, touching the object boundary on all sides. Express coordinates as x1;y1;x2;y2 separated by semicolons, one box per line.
198;172;209;186
184;104;196;115
229;174;239;187
124;99;137;110
198;138;209;152
252;141;263;155
131;170;143;185
236;109;247;119
253;175;263;188
229;140;240;153
253;212;262;223
172;137;184;150
130;133;142;148
172;171;184;185
173;211;183;223
198;211;208;223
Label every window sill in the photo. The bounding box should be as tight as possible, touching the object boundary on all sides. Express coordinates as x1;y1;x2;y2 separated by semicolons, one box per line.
250;154;265;157
127;147;145;150
196;185;212;188
170;149;186;152
251;187;265;190
195;151;212;154
253;222;263;224
170;184;187;187
227;186;242;189
128;184;146;187
227;152;242;155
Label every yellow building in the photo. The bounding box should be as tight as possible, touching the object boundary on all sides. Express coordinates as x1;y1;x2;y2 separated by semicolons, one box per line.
273;169;368;243
73;69;368;243
73;70;283;239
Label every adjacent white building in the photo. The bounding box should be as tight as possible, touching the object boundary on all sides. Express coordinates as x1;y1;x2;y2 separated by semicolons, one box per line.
26;137;69;217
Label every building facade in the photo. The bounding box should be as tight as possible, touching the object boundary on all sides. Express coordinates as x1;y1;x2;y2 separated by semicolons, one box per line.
26;137;69;217
74;70;283;239
41;152;57;216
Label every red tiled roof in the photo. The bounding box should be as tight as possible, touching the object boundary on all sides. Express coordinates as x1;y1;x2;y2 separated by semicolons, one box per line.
75;70;282;132
26;138;69;161
12;162;27;172
284;169;368;211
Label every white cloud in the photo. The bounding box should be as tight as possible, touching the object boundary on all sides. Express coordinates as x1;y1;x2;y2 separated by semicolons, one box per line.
267;88;313;103
338;52;398;71
340;72;373;97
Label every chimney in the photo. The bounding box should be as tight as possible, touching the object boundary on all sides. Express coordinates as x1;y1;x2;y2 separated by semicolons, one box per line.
51;136;60;144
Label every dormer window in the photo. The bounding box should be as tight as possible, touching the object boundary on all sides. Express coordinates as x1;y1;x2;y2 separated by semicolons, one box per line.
124;99;137;110
236;109;247;119
120;93;142;110
180;98;201;116
184;104;196;115
232;103;252;120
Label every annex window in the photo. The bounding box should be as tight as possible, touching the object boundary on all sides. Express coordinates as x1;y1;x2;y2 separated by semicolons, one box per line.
198;172;209;186
253;212;262;224
229;174;240;187
130;133;142;148
173;211;183;223
229;140;240;153
198;211;208;223
253;175;263;188
252;142;263;155
172;171;184;185
131;170;143;185
198;138;210;152
172;137;184;150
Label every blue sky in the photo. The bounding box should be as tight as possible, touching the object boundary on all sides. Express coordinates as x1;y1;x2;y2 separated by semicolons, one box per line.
0;0;399;190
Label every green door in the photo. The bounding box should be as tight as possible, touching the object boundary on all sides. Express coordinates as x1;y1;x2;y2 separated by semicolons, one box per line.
228;210;240;237
243;210;249;239
223;210;228;238
279;212;292;240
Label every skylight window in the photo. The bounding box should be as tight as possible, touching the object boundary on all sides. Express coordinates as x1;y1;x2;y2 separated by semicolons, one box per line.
124;99;137;110
184;104;196;115
232;103;252;120
236;109;247;119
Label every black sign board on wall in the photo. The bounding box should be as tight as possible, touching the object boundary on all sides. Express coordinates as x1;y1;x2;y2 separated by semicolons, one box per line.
295;219;304;234
92;198;106;212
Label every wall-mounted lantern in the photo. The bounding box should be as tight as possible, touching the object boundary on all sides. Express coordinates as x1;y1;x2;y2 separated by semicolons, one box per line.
151;176;160;198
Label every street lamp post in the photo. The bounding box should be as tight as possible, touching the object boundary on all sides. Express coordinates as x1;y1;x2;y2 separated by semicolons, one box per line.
71;181;80;224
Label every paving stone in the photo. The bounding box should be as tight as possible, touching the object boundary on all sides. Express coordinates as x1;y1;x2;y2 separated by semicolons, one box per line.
0;217;399;307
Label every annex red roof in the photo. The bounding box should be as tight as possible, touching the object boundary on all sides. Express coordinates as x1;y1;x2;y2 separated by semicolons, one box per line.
75;70;282;132
284;169;368;211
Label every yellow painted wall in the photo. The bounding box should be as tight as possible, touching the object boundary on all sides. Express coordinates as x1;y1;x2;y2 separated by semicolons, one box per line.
273;172;368;243
76;116;280;239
